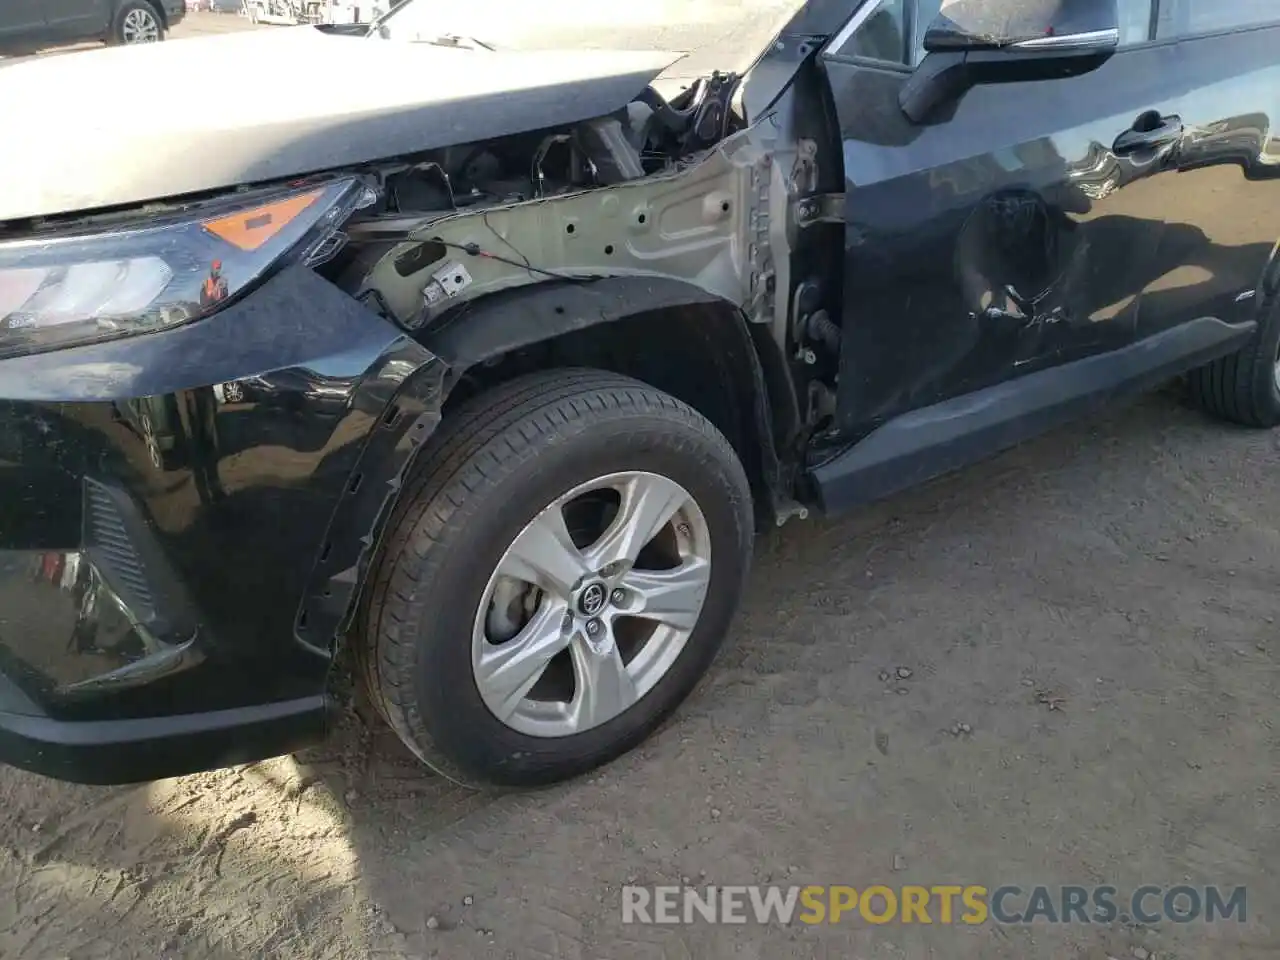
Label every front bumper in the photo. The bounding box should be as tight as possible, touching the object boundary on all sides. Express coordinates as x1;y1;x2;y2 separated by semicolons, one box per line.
0;266;444;783
0;676;325;785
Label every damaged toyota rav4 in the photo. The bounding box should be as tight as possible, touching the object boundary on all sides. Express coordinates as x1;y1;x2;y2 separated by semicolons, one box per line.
3;0;1280;787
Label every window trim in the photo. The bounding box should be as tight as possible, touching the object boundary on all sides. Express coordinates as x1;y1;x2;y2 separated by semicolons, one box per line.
1152;0;1280;43
1146;0;1161;40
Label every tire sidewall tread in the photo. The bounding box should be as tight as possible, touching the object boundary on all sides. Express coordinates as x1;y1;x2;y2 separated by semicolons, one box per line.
1190;290;1280;428
358;369;753;787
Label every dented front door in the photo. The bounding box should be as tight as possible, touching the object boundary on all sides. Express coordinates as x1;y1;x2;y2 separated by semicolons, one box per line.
818;0;1181;436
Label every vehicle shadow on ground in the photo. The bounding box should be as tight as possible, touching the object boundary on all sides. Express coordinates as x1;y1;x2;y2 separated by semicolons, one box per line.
2;388;1277;960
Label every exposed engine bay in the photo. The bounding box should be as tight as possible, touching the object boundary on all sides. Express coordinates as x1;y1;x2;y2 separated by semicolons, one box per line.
375;72;741;215
327;70;791;334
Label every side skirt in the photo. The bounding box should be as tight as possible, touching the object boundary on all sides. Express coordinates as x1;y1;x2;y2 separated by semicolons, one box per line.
809;317;1256;514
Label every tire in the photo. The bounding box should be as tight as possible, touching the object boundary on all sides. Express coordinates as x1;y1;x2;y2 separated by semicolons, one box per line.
357;369;754;787
1189;289;1280;428
110;1;165;44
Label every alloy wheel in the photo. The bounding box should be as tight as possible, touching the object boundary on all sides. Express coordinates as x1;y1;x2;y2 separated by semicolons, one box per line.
122;8;161;43
471;471;712;738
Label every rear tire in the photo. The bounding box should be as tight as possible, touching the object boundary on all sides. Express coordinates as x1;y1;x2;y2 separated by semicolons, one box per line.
110;1;165;44
1189;289;1280;427
357;369;754;787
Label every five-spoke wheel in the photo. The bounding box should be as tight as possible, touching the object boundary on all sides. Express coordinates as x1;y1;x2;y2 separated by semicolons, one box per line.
358;370;753;787
473;471;713;737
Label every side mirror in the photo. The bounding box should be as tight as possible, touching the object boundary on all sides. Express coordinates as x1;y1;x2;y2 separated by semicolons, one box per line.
900;0;1120;123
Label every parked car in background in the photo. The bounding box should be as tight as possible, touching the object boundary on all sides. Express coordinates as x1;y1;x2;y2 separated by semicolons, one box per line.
242;0;362;26
0;0;184;54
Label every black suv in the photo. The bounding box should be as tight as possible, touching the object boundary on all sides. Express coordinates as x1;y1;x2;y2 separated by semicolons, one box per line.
1;0;1278;789
0;0;184;54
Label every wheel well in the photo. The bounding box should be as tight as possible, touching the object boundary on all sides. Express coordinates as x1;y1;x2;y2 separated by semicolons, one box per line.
437;303;789;525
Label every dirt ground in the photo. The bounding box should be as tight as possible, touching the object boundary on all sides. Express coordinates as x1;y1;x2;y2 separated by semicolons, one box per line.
1;385;1277;960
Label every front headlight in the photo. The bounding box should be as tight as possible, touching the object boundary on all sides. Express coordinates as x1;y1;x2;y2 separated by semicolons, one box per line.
0;177;373;359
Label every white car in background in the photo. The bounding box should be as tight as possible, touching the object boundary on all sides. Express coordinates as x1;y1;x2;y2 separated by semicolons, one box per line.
241;0;373;24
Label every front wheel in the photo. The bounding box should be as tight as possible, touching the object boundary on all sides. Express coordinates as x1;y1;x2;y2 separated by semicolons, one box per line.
358;369;754;787
111;1;164;44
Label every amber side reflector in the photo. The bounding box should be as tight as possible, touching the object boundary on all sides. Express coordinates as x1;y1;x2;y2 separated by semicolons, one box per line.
202;190;322;252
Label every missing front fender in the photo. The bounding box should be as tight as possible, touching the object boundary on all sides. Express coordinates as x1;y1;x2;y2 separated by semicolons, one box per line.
294;345;449;653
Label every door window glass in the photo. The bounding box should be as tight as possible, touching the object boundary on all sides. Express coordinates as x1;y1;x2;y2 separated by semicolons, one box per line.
831;0;909;65
1156;0;1279;38
1116;0;1154;44
913;0;941;64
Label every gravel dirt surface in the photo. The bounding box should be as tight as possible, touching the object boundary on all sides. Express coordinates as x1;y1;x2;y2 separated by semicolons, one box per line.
2;390;1276;960
3;7;1278;960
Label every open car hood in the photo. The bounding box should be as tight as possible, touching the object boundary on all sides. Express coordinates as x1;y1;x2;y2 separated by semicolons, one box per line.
0;28;682;223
